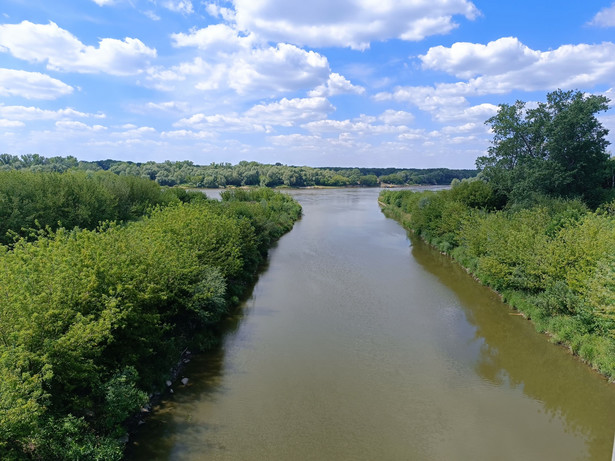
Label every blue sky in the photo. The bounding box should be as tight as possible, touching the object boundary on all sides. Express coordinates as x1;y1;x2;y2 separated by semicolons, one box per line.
1;0;614;168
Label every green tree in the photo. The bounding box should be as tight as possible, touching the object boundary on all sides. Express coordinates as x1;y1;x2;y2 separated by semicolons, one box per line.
477;89;611;207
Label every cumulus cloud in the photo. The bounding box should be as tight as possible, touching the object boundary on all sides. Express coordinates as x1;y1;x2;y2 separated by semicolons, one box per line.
377;38;615;122
589;3;615;27
309;73;365;97
153;31;332;96
300;109;418;141
378;109;415;125
420;37;539;78
0;21;156;75
229;44;329;94
244;97;334;126
233;0;479;50
176;112;266;132
375;85;500;122
0;119;25;128
176;97;333;132
419;38;615;91
0;68;73;99
171;24;255;52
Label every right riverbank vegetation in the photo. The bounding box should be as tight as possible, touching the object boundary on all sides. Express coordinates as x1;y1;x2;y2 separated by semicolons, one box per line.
0;173;301;460
381;89;615;379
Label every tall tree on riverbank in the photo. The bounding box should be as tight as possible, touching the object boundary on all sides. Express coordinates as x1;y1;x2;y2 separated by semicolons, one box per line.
477;89;611;207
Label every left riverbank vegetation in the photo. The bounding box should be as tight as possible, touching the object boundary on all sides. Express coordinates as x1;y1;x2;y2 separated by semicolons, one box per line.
0;172;301;460
0;153;476;188
380;89;615;379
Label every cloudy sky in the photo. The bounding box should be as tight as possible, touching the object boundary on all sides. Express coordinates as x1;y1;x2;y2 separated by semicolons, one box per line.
1;0;614;168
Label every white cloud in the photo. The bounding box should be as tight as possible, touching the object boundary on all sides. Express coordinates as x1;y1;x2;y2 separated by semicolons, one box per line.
303;117;410;137
420;37;539;78
163;0;194;15
171;24;254;52
589;3;615;27
300;108;418;140
111;126;156;138
176;112;266;132
0;21;156;75
377;39;615;122
378;109;414;125
161;129;213;139
55;120;107;131
205;3;236;21
419;39;615;92
441;122;485;134
0;119;25;128
144;101;190;113
309;73;365;97
0;104;105;120
244;97;334;126
375;85;468;112
375;85;500;122
229;43;330;95
268;133;322;147
91;0;116;5
0;68;73;99
175;97;333;133
233;0;479;50
442;103;499;123
144;10;161;21
153;33;331;96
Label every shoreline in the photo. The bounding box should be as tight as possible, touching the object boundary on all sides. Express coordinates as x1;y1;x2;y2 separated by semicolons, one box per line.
379;201;615;384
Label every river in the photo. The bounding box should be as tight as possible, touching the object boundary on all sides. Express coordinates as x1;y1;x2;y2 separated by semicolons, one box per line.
127;188;615;460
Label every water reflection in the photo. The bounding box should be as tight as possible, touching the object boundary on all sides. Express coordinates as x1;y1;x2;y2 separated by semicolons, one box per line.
410;236;615;459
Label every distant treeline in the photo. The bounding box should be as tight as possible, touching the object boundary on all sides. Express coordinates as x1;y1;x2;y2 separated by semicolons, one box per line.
0;154;477;188
0;170;302;460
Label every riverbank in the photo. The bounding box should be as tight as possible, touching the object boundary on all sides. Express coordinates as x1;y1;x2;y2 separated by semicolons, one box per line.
379;188;615;382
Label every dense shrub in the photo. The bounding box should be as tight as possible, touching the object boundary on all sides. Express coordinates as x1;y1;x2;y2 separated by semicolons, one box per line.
0;170;185;245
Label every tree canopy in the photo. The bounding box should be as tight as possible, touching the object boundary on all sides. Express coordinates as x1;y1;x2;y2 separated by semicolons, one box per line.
477;89;611;208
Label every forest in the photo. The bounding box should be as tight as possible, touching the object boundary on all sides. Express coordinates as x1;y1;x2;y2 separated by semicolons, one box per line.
0;154;476;188
380;89;615;379
0;173;301;460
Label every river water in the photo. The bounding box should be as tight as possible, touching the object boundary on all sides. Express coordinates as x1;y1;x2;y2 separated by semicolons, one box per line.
127;188;615;460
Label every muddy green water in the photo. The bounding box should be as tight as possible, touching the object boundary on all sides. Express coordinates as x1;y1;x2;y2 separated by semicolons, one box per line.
127;188;615;460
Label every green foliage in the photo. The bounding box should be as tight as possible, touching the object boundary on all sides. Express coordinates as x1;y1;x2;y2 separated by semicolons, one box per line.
0;186;300;460
478;89;611;208
0;170;182;245
449;177;502;209
35;415;124;461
